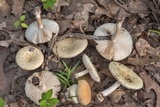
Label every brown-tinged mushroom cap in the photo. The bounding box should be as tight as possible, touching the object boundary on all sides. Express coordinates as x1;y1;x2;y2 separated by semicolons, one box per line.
77;80;91;105
25;70;61;105
109;62;143;90
94;23;133;61
53;38;88;58
16;46;44;70
82;54;100;82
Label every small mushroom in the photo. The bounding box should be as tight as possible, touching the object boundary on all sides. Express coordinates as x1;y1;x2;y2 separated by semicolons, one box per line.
94;20;133;61
74;54;100;82
96;62;143;102
25;6;59;44
25;70;61;105
53;38;88;58
65;84;79;104
65;80;91;105
77;80;91;105
15;46;44;70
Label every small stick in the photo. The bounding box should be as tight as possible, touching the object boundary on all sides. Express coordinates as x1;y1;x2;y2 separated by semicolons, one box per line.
62;33;111;40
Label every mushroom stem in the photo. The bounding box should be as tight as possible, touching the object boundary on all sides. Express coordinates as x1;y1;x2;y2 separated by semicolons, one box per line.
74;70;88;78
96;81;121;102
111;20;123;43
34;6;43;29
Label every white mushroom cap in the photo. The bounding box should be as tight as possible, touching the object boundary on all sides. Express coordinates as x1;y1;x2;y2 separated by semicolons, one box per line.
94;23;133;61
25;70;61;105
16;46;44;70
77;80;91;105
53;38;88;58
65;84;79;104
25;19;59;44
82;54;100;82
109;62;143;90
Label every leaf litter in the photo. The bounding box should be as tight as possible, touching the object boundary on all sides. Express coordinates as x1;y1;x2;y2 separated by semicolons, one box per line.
0;0;160;106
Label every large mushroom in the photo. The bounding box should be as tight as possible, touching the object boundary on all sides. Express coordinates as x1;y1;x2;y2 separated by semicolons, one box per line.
25;70;61;105
25;6;59;44
96;62;143;102
15;46;44;70
94;19;133;61
74;54;100;82
65;80;91;105
53;38;88;58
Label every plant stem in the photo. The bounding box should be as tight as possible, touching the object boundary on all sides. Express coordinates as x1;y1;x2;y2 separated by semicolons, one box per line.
111;21;123;43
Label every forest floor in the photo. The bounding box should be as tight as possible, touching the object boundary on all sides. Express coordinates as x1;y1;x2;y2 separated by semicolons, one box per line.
0;0;160;107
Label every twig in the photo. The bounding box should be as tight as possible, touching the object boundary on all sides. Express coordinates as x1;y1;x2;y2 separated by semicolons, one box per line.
62;33;111;40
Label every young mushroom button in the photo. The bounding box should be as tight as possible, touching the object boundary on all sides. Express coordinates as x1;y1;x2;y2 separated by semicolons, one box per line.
25;70;61;105
93;20;133;61
25;6;59;44
96;62;143;102
53;38;88;58
65;80;91;105
74;54;100;82
15;46;44;70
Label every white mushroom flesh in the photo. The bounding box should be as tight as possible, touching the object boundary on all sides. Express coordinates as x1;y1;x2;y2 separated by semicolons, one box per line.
16;46;44;70
25;70;61;105
53;38;88;58
94;23;133;61
109;62;143;90
65;84;79;104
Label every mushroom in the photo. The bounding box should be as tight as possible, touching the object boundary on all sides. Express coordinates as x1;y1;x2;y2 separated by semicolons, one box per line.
65;84;79;104
96;62;143;102
25;70;61;105
93;20;133;61
15;46;44;70
25;6;59;44
65;80;91;105
52;38;88;58
74;54;100;82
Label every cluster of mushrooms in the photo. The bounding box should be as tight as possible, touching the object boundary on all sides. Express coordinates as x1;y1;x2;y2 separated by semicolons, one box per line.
15;6;144;106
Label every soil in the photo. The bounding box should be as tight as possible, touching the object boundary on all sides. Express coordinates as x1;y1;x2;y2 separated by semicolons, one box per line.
0;0;160;107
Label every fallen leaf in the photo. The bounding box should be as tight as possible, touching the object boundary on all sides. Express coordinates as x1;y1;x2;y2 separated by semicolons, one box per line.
140;72;160;107
112;101;137;107
128;0;148;13
0;0;11;16
135;38;155;56
0;47;10;96
109;89;125;103
11;0;25;18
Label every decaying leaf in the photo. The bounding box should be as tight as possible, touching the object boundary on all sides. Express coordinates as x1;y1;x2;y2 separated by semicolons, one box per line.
140;72;160;107
135;38;156;56
0;0;11;16
128;0;148;13
127;55;160;66
0;47;10;96
11;0;25;18
109;89;125;103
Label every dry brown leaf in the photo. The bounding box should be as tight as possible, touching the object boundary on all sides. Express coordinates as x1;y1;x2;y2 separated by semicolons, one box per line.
135;38;155;57
112;101;137;107
109;89;125;103
140;72;160;107
128;0;148;13
11;0;25;18
0;0;11;16
0;47;10;96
